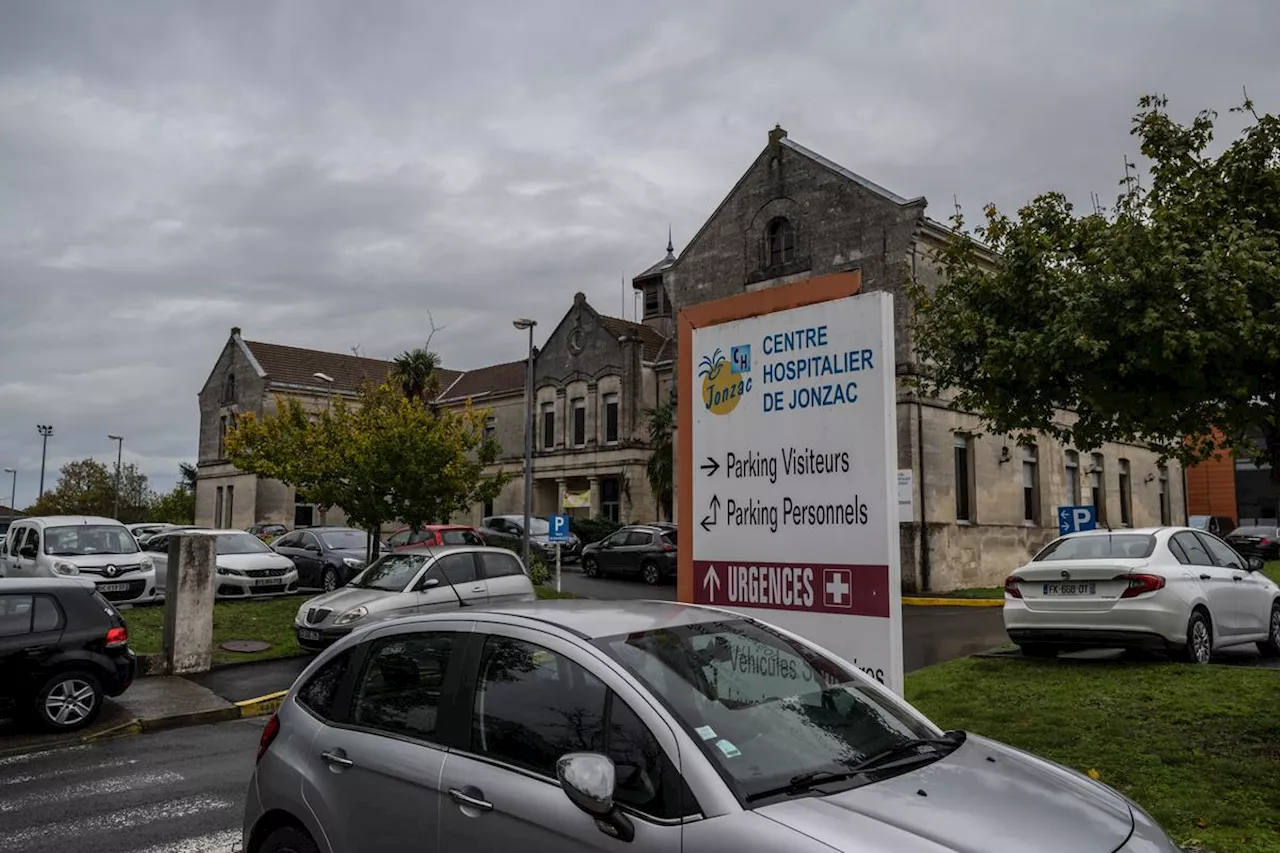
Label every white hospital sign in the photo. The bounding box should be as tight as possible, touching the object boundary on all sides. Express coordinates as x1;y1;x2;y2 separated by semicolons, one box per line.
689;290;904;693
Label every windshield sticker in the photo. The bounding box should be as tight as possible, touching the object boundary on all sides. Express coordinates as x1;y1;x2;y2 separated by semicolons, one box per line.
695;725;717;741
715;739;742;759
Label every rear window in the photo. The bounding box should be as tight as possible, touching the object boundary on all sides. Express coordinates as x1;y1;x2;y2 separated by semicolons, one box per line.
1034;534;1156;561
661;531;677;546
441;529;481;545
1231;526;1278;538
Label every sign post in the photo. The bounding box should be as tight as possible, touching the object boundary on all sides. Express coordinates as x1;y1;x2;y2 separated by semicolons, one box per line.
677;271;905;694
1057;505;1098;536
549;513;572;594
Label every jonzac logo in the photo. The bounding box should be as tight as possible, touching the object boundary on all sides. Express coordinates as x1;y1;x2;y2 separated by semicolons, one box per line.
699;346;752;416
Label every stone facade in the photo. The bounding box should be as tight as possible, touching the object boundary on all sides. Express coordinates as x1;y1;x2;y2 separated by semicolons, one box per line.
662;126;1186;591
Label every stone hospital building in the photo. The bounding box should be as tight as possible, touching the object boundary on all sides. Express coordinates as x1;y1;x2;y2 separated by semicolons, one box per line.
194;125;1185;590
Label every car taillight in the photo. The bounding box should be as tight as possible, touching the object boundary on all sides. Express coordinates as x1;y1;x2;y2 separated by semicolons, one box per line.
1003;575;1022;598
258;713;280;763
1116;573;1166;598
105;626;128;648
1261;538;1272;546
661;542;675;551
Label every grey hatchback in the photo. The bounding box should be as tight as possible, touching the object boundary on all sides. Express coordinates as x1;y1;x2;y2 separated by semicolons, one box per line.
244;601;1180;853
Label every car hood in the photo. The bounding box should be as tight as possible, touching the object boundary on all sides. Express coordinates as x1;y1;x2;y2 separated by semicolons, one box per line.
51;552;147;568
756;735;1133;853
218;552;296;571
299;585;413;619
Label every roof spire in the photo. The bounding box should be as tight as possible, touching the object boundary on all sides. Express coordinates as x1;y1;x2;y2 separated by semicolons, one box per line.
666;224;675;260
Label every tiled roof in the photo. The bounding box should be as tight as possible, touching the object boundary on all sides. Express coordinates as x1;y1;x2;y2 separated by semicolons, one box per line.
598;316;673;362
635;254;675;280
242;339;463;394
438;359;528;402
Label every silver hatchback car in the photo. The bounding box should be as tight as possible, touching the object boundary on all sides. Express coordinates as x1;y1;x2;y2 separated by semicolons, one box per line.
244;601;1180;853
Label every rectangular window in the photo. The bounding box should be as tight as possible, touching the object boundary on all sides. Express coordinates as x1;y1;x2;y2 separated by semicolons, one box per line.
1118;459;1132;527
601;477;621;523
1090;454;1106;524
644;286;660;317
1158;465;1171;525
1021;445;1039;524
214;486;224;528
954;434;973;522
484;416;496;445
483;498;494;518
217;415;228;458
293;497;314;529
225;485;235;529
572;398;586;447
1064;451;1080;505
541;402;555;450
604;394;620;444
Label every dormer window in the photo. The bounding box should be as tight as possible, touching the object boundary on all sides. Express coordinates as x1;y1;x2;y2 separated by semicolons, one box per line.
643;284;671;318
765;217;796;267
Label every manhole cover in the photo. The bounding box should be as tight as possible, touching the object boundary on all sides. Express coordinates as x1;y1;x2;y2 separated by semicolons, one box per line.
220;640;271;653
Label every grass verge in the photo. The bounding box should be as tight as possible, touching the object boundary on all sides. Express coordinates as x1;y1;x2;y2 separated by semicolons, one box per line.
535;586;579;600
923;586;1004;600
122;596;306;666
905;657;1280;853
1264;560;1280;585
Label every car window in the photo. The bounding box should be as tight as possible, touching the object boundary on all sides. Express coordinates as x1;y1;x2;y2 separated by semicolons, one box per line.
625;531;654;547
1197;532;1245;570
1167;536;1190;564
216;533;273;555
274;532;297;548
147;535;169;553
353;633;457;741
661;530;677;547
44;524;139;556
471;636;607;776
478;551;524;579
424;553;477;586
409;530;434;545
297;648;353;721
320;530;371;551
350;554;429;592
32;596;63;633
441;529;482;546
604;530;629;546
484;519;506;533
1230;526;1277;538
0;595;34;637
299;532;321;550
1172;532;1214;566
387;530;411;548
1033;534;1156;561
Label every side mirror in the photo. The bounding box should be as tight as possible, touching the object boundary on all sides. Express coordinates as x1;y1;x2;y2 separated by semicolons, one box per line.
420;577;440;590
1247;556;1265;573
19;546;36;559
557;752;620;813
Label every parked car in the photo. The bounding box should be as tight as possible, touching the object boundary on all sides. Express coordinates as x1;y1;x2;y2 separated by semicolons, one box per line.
292;545;536;651
385;524;486;551
126;522;175;542
245;599;1183;853
0;516;158;606
1004;526;1280;662
273;527;373;592
581;524;677;585
248;523;290;543
1224;524;1280;561
0;577;136;731
1188;514;1236;537
141;529;299;599
480;514;582;562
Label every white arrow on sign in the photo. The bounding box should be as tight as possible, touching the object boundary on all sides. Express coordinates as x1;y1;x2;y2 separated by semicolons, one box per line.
702;565;720;602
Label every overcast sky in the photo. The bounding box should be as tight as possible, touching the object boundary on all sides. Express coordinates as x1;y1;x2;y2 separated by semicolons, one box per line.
1;0;1276;509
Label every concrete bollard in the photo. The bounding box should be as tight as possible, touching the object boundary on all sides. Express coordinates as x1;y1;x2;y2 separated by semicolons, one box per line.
163;533;218;675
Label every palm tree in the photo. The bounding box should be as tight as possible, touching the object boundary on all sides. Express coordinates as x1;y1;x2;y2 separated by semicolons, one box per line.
644;403;674;521
392;348;443;404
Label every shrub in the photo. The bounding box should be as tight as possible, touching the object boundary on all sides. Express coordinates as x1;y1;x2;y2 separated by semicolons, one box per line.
527;553;551;586
573;516;622;544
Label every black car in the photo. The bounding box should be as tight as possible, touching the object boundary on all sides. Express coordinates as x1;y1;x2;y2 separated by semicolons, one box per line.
1225;525;1280;560
0;577;136;731
480;515;582;563
272;527;372;592
581;524;677;585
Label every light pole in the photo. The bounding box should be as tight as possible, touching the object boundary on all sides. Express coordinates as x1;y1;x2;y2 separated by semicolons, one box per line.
3;468;15;511
36;424;53;498
513;318;537;571
313;373;334;526
108;435;124;519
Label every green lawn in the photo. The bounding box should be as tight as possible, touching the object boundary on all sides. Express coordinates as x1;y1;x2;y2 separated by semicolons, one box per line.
1264;561;1280;585
906;658;1280;853
121;596;306;666
535;586;579;600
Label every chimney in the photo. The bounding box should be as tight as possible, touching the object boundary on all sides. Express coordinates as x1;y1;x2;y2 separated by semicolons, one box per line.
230;326;242;338
768;124;788;145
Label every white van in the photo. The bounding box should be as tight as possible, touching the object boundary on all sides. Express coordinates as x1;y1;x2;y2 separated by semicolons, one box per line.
1;516;158;606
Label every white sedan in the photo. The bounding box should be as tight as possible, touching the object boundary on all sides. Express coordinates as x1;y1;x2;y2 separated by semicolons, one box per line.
142;529;299;600
1004;526;1280;663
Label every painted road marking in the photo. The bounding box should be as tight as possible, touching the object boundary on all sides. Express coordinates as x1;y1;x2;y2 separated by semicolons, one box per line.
0;770;184;813
6;796;236;848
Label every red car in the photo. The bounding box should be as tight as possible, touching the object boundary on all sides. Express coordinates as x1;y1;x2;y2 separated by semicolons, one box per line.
385;524;486;551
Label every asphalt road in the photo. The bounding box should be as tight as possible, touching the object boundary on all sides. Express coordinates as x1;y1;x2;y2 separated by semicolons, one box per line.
2;717;263;853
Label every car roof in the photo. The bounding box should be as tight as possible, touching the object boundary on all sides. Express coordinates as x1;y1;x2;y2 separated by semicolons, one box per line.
302;526;364;533
1060;526;1171;537
457;599;733;640
396;543;512;557
0;577;98;594
18;516;124;527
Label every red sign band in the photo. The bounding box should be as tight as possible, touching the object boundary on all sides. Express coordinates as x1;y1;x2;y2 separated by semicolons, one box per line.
692;560;890;618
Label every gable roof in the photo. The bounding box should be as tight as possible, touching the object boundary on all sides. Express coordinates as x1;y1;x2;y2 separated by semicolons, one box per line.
598;315;672;362
437;360;528;403
242;339;465;395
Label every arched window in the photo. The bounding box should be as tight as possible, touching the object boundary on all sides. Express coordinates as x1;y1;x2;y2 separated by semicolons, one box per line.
765;218;796;267
223;373;237;404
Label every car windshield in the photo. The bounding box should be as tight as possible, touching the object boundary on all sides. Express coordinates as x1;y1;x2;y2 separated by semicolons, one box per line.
1034;533;1156;561
43;524;139;556
1231;526;1277;538
215;533;272;555
320;530;370;550
526;518;551;535
596;618;938;805
349;553;427;592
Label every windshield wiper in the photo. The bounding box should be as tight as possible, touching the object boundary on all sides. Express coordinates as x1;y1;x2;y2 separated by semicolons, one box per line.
744;769;868;803
848;731;966;773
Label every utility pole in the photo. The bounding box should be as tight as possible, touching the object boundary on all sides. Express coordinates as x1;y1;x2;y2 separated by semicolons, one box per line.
513;318;538;571
108;435;124;519
36;425;53;498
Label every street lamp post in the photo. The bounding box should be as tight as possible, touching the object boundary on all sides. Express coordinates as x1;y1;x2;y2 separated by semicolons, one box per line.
108;435;124;520
313;373;334;526
3;468;15;511
36;424;53;498
513;318;537;572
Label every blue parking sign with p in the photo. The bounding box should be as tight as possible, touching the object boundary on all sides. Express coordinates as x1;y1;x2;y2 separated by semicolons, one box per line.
549;514;572;543
1057;505;1097;536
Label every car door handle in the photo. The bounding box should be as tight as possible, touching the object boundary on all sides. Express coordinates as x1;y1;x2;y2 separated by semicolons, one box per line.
1199;574;1212;581
448;787;493;812
1233;575;1244;582
320;750;354;768
470;585;485;593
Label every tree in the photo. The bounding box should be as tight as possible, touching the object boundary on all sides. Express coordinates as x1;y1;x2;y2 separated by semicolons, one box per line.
908;92;1280;476
27;458;151;522
644;402;674;520
391;347;443;404
150;463;197;524
226;379;510;561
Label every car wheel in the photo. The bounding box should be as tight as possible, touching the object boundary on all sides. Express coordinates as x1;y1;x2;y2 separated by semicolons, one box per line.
34;670;104;732
1017;643;1059;659
322;567;339;592
257;826;320;853
583;556;600;578
1181;609;1213;664
641;560;661;586
1258;602;1280;658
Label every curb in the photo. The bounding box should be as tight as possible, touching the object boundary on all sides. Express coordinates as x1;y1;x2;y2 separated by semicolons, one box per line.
235;690;289;718
903;596;1004;607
